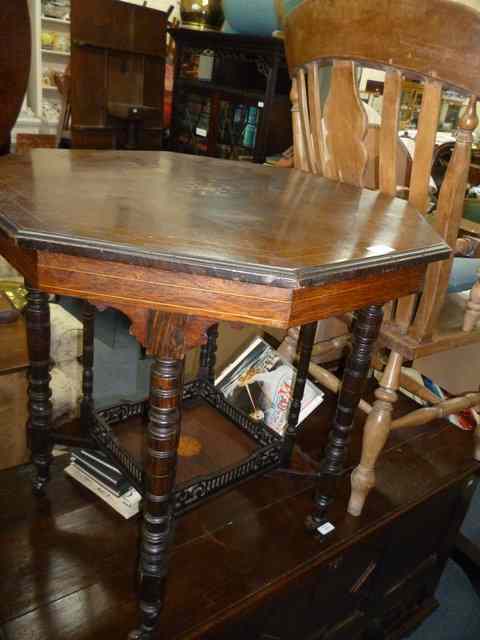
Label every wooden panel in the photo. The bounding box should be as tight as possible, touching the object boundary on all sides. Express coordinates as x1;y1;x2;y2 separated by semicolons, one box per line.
307;62;324;175
285;0;480;97
107;53;144;106
36;252;293;329
291;78;310;172
408;80;442;215
143;57;166;112
379;70;403;196
0;0;31;150
71;0;166;58
71;47;108;127
323;61;368;187
0;231;37;284
0;151;449;288
297;68;316;173
290;264;426;326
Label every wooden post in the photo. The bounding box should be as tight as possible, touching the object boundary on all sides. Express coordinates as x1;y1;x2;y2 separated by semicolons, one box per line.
198;323;219;384
129;313;186;640
25;287;53;496
80;300;95;431
282;321;317;466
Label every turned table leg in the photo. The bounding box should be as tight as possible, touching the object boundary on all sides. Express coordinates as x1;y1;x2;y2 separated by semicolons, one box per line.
282;321;317;466
308;305;383;530
80;301;95;431
26;287;53;496
129;314;186;640
198;323;219;383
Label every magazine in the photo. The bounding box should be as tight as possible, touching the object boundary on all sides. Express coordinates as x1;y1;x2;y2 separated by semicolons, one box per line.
215;336;324;437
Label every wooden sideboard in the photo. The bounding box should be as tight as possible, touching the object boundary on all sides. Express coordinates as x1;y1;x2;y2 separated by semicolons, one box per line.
0;390;478;639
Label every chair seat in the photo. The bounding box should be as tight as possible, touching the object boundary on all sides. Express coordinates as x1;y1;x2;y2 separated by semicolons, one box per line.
448;258;480;294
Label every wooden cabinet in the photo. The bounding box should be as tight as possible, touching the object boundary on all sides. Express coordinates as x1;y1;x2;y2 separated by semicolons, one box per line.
169;28;292;163
207;474;479;640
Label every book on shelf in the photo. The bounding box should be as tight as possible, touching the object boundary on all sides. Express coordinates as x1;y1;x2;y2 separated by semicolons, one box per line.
65;463;141;520
70;450;130;497
215;337;324;437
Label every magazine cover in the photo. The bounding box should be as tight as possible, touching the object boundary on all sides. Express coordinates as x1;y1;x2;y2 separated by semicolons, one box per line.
215;337;324;437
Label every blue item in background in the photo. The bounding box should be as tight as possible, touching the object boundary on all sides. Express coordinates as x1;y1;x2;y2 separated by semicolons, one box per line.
223;0;281;37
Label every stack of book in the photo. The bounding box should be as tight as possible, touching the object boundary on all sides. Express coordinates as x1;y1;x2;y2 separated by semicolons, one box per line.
65;449;141;519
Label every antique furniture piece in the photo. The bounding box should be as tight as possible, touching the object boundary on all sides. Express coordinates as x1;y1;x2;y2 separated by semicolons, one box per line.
70;0;167;150
1;391;479;639
169;28;292;162
0;0;31;156
0;147;448;637
281;0;480;520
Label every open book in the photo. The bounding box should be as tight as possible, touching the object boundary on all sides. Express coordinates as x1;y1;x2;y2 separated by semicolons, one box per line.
215;336;324;437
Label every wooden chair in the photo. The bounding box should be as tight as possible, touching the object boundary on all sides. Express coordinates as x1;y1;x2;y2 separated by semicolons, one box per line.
0;0;31;155
284;0;480;517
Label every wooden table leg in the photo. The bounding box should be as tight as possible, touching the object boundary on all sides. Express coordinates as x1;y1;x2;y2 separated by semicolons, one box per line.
25;286;53;496
129;313;187;640
198;323;219;383
282;321;318;465
308;305;383;531
80;300;95;431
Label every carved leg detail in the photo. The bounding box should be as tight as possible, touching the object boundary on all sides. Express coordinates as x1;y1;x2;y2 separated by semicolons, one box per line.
282;322;317;466
130;314;186;640
348;351;403;517
308;305;383;529
463;275;480;332
198;323;219;384
26;287;53;496
80;301;95;431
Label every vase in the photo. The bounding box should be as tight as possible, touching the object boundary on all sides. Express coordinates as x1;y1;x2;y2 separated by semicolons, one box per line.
180;0;225;31
223;0;282;37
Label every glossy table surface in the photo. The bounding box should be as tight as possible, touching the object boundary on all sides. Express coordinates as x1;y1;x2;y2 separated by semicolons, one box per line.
0;150;449;288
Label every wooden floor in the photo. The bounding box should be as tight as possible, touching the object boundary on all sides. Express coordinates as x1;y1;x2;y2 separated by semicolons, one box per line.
0;390;478;640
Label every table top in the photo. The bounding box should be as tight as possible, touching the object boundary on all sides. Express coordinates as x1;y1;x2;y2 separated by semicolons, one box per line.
0;150;449;288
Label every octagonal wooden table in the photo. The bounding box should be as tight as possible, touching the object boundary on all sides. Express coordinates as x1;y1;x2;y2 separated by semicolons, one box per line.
0;149;449;638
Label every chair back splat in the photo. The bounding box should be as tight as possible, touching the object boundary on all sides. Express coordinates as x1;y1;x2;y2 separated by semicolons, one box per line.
285;0;479;342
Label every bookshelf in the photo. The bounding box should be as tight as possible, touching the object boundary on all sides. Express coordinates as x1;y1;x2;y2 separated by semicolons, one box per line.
14;0;70;139
169;28;292;163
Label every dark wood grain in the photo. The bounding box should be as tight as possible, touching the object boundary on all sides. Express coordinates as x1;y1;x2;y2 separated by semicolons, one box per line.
0;0;31;154
0;150;449;287
0;392;478;639
70;0;167;150
80;301;95;430
132;313;187;639
25;287;53;496
285;0;480;97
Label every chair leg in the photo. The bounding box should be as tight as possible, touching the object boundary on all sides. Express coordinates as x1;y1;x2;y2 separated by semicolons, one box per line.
464;276;480;332
348;351;403;517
